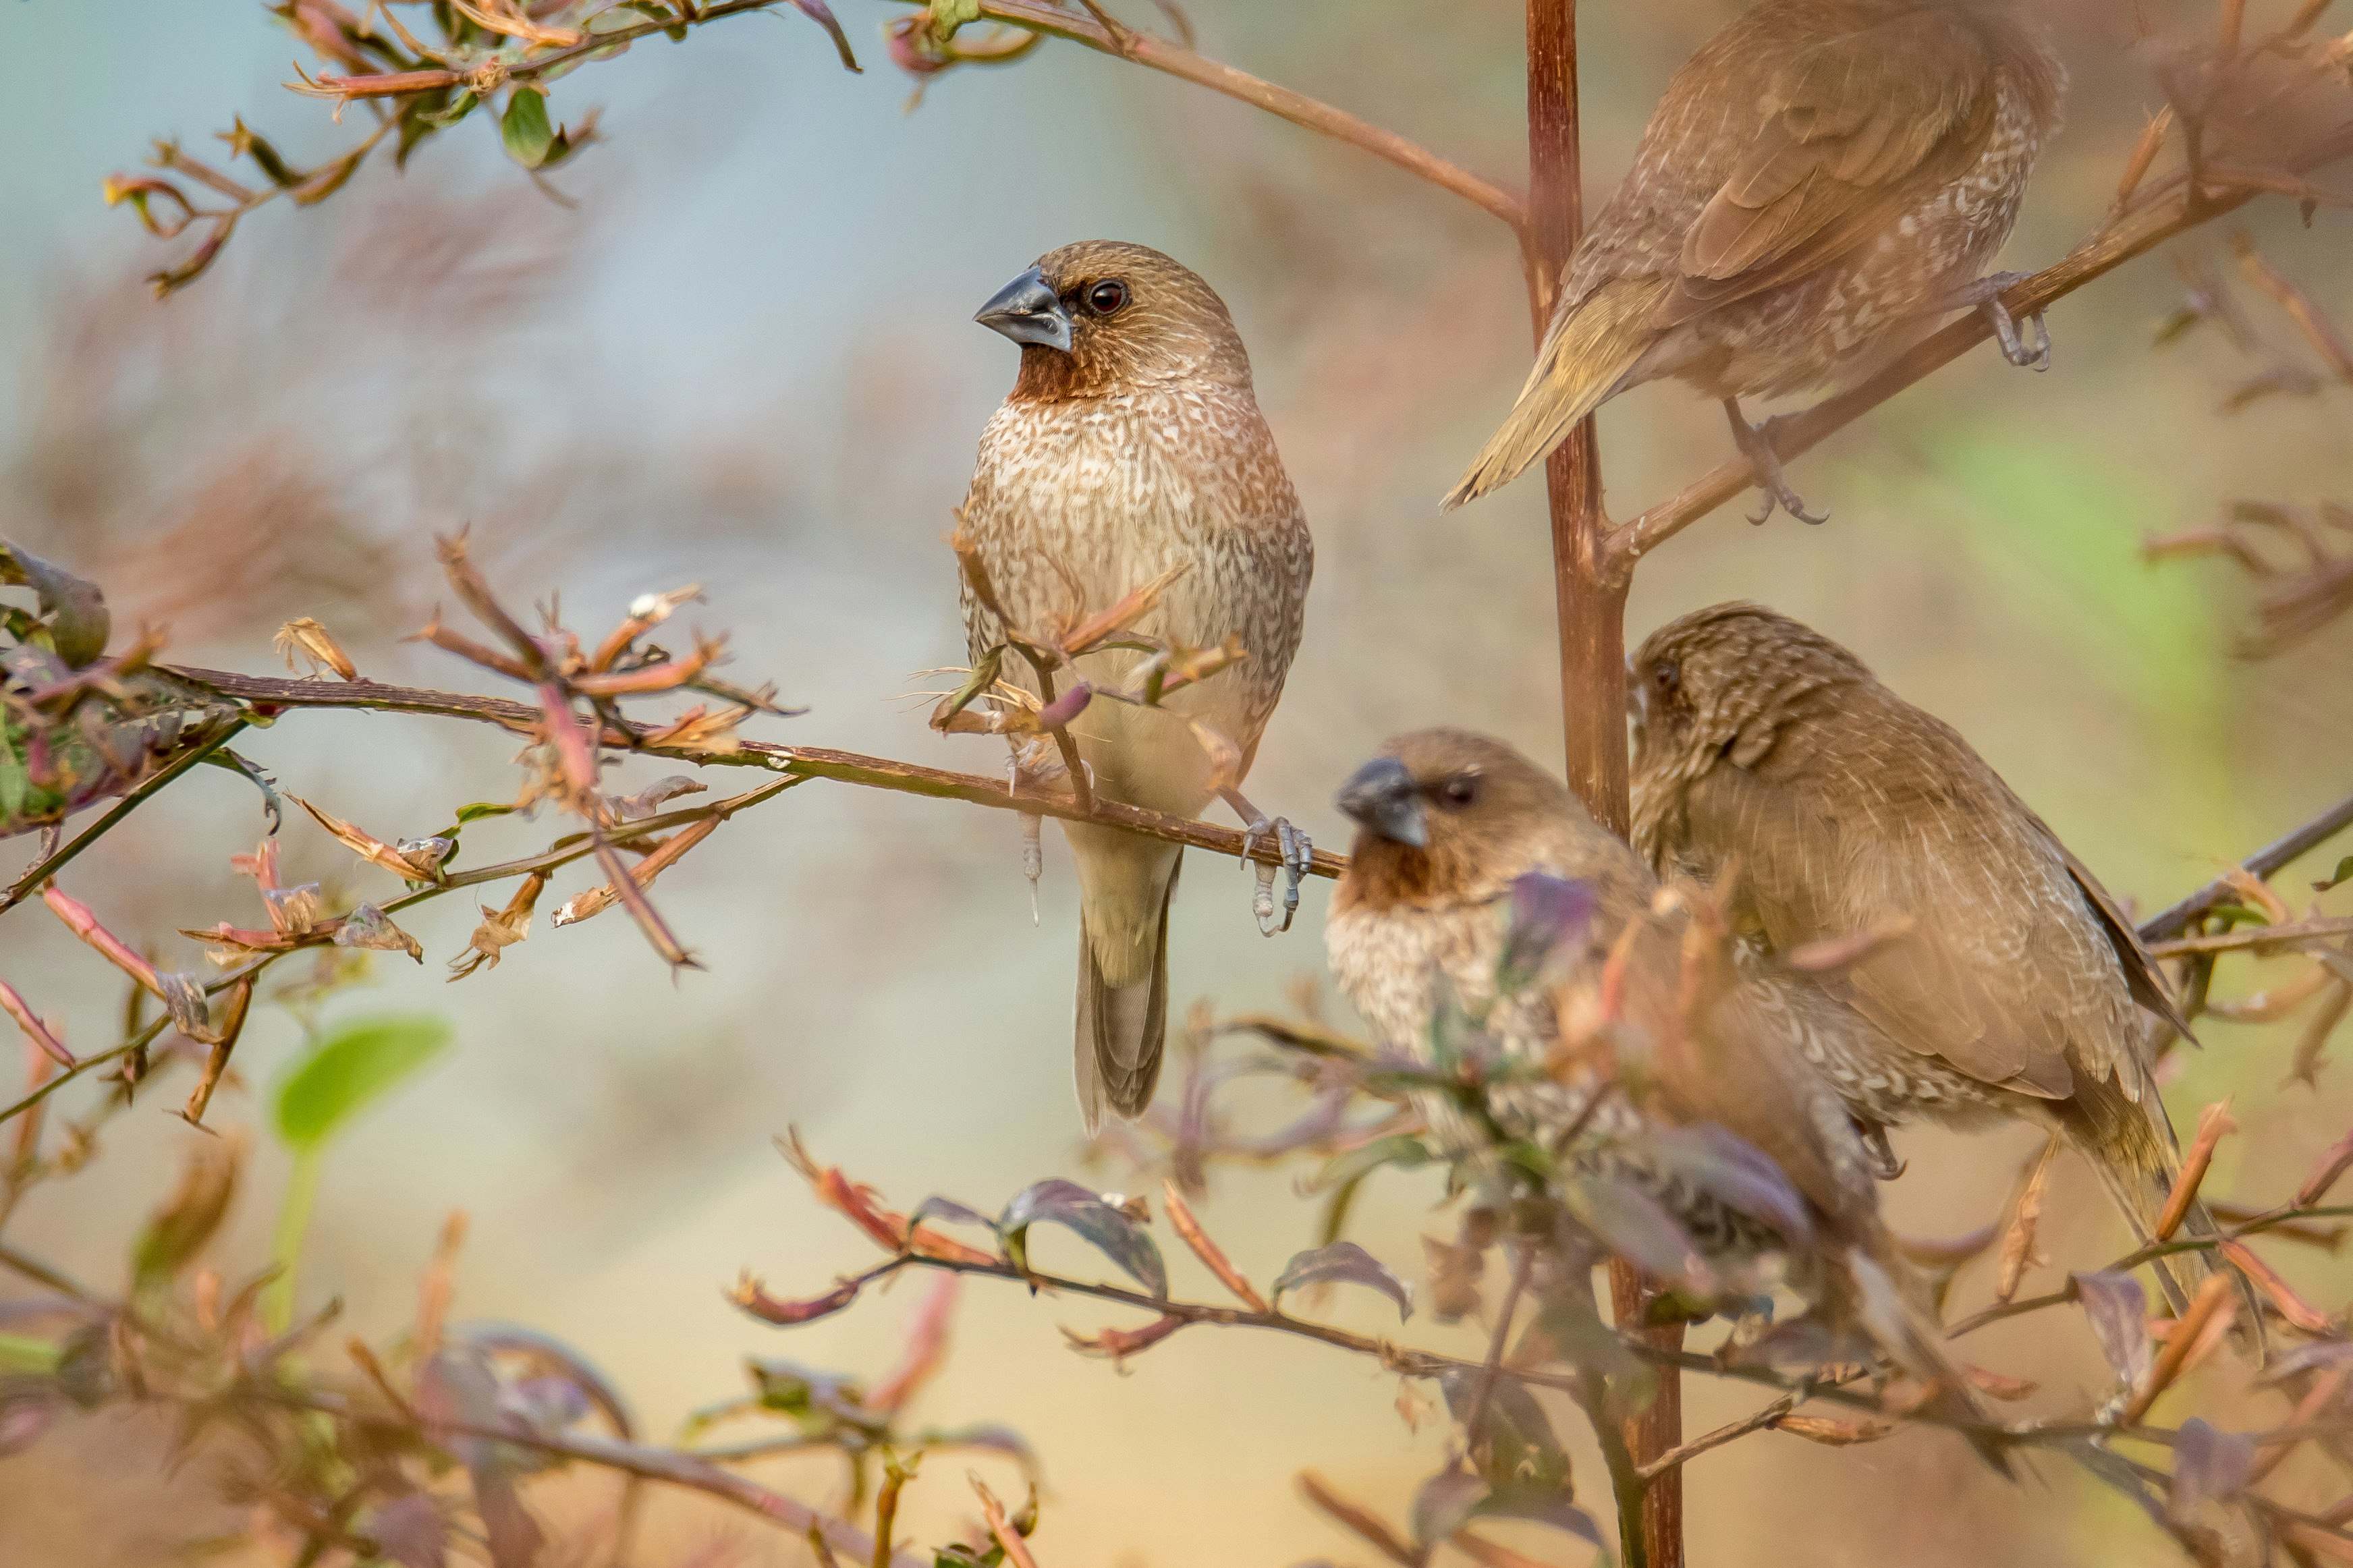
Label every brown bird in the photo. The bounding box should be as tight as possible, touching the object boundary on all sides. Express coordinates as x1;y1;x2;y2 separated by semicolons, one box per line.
962;241;1314;1132
1326;730;1996;1450
1445;0;2066;522
1629;603;2218;1312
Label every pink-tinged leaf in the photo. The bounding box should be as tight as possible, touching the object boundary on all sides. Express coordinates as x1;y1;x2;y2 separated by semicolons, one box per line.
1271;1241;1412;1322
292;795;443;881
868;1275;958;1414
1962;1364;2040;1402
40;885;161;995
2157;1101;2237;1241
2254;1339;2353;1387
230;836;281;892
0;1387;62;1457
1559;1174;1717;1298
2300;1125;2353;1207
2167;1418;2254;1527
1060;1312;1183;1364
1033;681;1092;731
789;0;861;71
367;1492;449;1568
1772;1413;1895;1447
1410;1469;1486;1546
2219;1239;2337;1333
729;1272;862;1326
0;982;74;1069
178;922;301;955
2074;1270;2153;1391
1497;872;1599;994
537;685;602;808
1634;1123;1814;1249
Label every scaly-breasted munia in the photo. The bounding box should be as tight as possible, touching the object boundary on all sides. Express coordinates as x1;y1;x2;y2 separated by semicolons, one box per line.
1447;0;2066;522
963;241;1314;1132
1326;730;1993;1449
1630;603;2219;1312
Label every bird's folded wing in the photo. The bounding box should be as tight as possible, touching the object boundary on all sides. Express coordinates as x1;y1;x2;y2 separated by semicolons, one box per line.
1687;758;2102;1100
1659;11;2000;329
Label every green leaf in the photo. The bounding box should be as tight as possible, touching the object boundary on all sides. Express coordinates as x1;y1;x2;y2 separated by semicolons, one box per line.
929;0;982;41
1;540;110;669
273;1015;451;1152
0;1333;62;1374
1306;1133;1431;1194
501;89;555;168
2319;857;2352;894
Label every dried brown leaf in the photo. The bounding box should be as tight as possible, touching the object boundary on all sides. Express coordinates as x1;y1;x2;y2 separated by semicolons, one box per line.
292;795;441;881
448;874;545;982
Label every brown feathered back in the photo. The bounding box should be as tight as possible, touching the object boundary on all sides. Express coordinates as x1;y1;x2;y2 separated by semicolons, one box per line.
1627;603;2229;1323
1445;0;2065;509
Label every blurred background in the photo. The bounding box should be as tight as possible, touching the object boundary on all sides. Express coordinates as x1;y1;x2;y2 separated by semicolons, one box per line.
1;1;2348;1563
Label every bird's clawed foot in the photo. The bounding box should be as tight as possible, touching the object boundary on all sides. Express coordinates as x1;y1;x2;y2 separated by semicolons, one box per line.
1857;1119;1907;1181
1723;401;1829;526
1222;788;1310;936
1955;271;2051;372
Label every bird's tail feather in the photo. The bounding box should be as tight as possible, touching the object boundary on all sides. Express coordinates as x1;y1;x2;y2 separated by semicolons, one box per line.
2060;1081;2265;1357
1071;834;1182;1134
1442;277;1667;511
1837;1243;2013;1478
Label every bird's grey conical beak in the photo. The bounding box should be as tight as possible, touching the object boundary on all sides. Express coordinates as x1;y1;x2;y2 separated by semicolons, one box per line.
1335;756;1427;849
974;265;1074;353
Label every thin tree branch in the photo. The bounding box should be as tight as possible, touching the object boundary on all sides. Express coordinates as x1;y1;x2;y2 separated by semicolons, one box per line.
1636;1393;1800;1482
260;1386;924;1568
0;718;250;914
1604;119;2353;578
962;1;1526;232
2140;789;2353;943
0;779;802;1125
157;666;1347;879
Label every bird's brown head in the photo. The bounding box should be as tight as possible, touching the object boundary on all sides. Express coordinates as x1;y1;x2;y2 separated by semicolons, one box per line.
1630;602;1873;783
1332;729;1587;913
975;241;1250;403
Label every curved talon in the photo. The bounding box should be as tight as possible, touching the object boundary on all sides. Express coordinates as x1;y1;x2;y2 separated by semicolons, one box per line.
1964;271;2053;372
1237;814;1270;867
1726;401;1829;528
1858;1121;1907;1182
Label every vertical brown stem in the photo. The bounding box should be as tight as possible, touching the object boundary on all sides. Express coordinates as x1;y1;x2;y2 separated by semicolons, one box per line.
1524;5;1681;1567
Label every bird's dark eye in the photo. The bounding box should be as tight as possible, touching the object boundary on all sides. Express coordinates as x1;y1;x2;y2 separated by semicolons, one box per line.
1650;661;1681;700
1437;776;1480;810
1084;279;1130;316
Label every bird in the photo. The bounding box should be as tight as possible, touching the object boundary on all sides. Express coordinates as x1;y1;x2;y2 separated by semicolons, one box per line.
1628;602;2220;1315
1444;0;2067;523
1326;729;1999;1456
961;240;1314;1133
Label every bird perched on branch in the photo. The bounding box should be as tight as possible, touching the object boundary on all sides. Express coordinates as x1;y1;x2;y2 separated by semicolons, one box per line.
961;241;1314;1133
1445;0;2066;523
1326;730;1997;1457
1629;603;2222;1315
